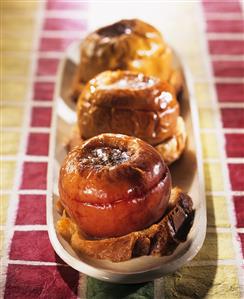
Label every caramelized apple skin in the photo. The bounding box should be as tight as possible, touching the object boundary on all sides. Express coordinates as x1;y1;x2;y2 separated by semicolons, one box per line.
77;70;179;146
59;134;171;238
78;19;173;83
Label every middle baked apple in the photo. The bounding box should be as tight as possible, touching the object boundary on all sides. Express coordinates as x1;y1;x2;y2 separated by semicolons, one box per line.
77;70;186;164
78;70;178;145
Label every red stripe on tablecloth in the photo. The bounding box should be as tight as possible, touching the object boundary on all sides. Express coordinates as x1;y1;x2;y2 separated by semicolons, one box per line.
225;134;244;158
4;265;79;299
212;61;244;77
20;162;48;190
33;82;55;101
202;1;242;13
26;133;50;156
239;233;244;256
221;108;244;128
233;196;244;228
31;107;52;127
9;231;61;262
207;20;244;33
216;83;244;102
208;40;244;55
39;37;76;51
43;18;87;31
46;0;88;10
3;0;88;297
15;195;46;225
36;58;59;76
228;164;244;191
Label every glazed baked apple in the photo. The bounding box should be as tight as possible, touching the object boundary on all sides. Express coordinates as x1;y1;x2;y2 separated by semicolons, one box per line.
57;134;194;262
77;70;186;164
72;19;182;101
59;133;171;238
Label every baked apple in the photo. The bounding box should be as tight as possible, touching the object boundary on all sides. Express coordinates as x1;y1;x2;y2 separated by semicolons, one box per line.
59;133;171;238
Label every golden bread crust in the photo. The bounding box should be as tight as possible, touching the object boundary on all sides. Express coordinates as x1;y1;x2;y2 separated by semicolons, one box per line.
155;116;186;164
56;187;194;262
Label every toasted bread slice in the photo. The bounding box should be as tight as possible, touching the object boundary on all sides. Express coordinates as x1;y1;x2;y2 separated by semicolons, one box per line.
56;187;194;262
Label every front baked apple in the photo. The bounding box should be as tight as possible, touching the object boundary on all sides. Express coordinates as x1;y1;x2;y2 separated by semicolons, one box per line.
59;133;171;238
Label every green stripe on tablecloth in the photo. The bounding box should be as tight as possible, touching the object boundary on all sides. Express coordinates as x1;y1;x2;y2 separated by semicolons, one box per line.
86;277;154;299
163;265;240;298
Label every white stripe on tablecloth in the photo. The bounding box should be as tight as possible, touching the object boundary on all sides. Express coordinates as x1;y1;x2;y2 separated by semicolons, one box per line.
154;278;165;299
2;51;64;59
1;127;52;134
226;158;244;164
14;225;48;231
41;30;86;38
3;75;57;83
0;2;46;298
44;10;88;19
207;33;244;40
198;2;244;295
190;77;244;83
203;158;244;164
0;225;47;231
77;275;87;299
7;260;67;266
219;102;244;108
34;75;56;82
1;100;54;107
28;127;51;133
211;54;244;61
231;191;244;197
201;128;244;134
1;189;48;195
38;52;63;59
214;77;244;83
205;13;243;20
2;156;50;162
29;100;54;107
223;128;244;134
206;191;244;197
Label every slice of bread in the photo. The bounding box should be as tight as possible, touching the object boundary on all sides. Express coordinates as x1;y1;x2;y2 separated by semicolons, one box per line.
56;187;194;262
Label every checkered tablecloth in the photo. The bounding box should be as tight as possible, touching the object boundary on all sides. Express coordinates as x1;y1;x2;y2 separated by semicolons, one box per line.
1;1;244;298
